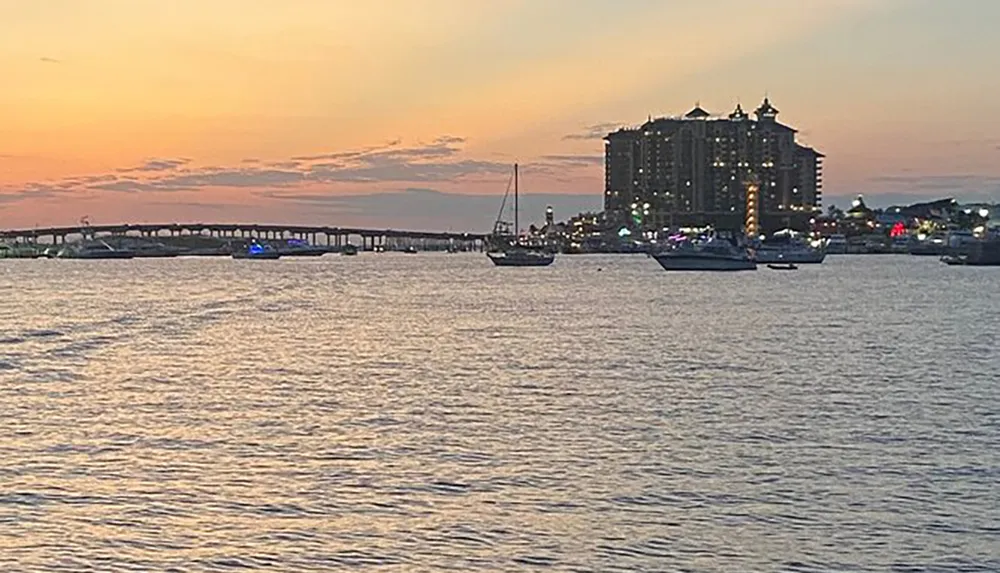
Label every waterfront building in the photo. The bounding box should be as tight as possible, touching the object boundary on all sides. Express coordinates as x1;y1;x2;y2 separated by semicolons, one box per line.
604;97;823;234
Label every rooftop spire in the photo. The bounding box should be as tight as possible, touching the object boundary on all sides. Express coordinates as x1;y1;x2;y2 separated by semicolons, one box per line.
755;96;778;121
685;103;710;119
729;102;747;120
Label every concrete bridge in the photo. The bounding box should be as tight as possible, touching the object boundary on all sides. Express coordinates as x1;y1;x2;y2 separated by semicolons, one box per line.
0;222;488;251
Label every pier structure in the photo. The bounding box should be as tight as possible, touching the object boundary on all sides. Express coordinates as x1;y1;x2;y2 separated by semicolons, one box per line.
0;223;487;252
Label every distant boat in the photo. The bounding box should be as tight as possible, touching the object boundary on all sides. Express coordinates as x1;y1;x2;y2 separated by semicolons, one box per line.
278;239;327;257
56;240;134;259
825;234;848;254
486;163;555;267
652;235;755;271
767;263;798;271
341;243;358;256
753;230;825;264
910;233;947;255
232;241;281;260
487;249;555;266
0;243;42;259
402;245;418;254
130;242;181;258
941;236;1000;266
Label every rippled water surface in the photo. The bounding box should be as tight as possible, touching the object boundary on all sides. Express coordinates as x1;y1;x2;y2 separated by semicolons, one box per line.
1;254;998;571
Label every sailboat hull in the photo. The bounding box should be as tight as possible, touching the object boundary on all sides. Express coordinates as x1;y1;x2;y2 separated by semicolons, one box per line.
232;251;281;260
487;251;554;267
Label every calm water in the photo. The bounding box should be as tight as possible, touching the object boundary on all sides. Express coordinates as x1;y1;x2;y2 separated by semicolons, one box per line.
1;254;997;572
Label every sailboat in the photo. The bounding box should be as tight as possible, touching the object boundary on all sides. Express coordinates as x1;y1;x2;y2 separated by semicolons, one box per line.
486;163;555;267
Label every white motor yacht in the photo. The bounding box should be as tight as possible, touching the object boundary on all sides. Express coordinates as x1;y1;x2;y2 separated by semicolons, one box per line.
652;237;756;271
753;230;826;264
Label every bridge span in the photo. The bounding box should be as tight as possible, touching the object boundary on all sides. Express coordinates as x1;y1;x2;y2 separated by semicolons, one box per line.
0;223;488;250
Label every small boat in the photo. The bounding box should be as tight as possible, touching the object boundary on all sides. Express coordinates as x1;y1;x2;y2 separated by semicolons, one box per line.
341;243;358;256
767;263;798;271
232;241;281;260
402;246;418;254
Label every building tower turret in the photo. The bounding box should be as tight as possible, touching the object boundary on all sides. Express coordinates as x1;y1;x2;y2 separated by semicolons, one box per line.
754;97;779;123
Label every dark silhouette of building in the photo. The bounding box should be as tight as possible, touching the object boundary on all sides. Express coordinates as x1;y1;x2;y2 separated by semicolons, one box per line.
604;97;823;233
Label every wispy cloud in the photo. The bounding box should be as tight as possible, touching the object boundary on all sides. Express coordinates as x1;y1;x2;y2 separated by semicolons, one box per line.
116;158;191;173
562;122;623;141
539;154;603;166
15;136;523;195
0;188;59;204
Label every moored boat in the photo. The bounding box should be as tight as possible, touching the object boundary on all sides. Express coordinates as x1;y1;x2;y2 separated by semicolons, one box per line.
486;163;555;267
824;234;848;254
652;236;756;271
487;248;554;267
130;242;181;258
56;240;134;259
753;230;825;264
232;241;281;260
941;236;1000;266
278;239;327;257
910;233;947;255
0;243;42;259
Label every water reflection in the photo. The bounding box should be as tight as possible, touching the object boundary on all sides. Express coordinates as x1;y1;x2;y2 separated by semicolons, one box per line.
0;255;998;571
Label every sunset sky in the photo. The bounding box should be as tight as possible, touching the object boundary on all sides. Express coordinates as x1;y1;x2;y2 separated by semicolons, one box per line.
1;0;998;230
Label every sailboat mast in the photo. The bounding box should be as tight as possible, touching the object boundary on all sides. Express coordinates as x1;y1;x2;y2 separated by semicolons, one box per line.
514;163;519;240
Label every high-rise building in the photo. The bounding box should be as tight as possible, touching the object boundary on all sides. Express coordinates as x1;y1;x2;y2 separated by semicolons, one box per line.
603;98;823;233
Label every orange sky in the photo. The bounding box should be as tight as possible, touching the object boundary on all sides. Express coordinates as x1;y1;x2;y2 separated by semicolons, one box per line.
2;0;999;230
